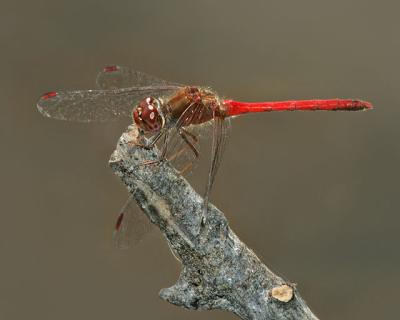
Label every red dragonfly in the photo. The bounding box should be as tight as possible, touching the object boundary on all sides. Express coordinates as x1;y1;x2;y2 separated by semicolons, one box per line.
37;65;372;248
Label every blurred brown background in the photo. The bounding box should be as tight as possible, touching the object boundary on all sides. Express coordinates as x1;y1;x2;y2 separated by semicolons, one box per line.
1;0;398;319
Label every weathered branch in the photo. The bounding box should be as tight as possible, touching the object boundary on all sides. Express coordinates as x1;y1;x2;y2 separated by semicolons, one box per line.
109;125;319;320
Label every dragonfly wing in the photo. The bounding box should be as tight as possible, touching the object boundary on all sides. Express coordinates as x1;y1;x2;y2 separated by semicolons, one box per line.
164;127;200;175
161;102;207;175
203;115;231;215
37;86;180;122
96;66;184;90
113;195;154;249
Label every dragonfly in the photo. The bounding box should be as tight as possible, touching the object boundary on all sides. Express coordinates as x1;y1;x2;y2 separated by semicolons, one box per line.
37;65;373;248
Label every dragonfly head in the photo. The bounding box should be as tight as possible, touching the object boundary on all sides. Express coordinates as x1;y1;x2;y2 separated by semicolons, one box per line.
133;97;165;133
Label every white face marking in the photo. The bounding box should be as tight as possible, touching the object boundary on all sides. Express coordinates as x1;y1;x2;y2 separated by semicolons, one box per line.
148;105;154;110
146;97;151;104
149;112;155;120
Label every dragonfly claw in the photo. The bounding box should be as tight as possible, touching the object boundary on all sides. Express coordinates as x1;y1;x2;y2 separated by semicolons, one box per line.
135;158;166;168
135;142;152;149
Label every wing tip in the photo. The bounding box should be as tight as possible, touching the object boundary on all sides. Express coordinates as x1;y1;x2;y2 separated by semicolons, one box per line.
37;91;58;117
40;91;58;100
102;65;121;73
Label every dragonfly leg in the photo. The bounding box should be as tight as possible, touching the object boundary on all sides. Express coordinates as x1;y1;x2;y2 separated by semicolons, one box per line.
135;158;166;167
147;131;166;148
135;131;169;167
168;147;187;162
131;130;165;149
180;127;198;143
165;145;195;175
179;162;193;176
179;129;199;158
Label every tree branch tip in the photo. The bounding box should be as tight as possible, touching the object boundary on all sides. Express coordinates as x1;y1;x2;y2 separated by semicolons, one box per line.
270;284;295;303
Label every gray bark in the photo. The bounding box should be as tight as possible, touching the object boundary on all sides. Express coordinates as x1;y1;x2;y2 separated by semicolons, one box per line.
109;125;319;320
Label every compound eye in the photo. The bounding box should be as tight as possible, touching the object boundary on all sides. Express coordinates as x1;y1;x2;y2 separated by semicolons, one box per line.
133;97;163;132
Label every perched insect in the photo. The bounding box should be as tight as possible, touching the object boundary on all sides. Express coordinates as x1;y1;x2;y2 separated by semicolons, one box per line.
37;65;372;248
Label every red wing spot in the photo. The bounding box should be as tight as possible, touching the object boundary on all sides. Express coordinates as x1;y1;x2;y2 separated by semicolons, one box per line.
115;213;124;230
103;65;119;73
41;91;57;100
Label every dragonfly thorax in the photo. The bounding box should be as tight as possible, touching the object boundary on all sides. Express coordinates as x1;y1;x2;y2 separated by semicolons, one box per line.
133;96;165;133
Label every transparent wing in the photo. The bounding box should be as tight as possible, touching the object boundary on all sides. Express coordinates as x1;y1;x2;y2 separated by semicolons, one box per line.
164;126;200;175
96;65;184;90
37;85;181;122
203;115;231;216
113;195;154;249
162;102;208;175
